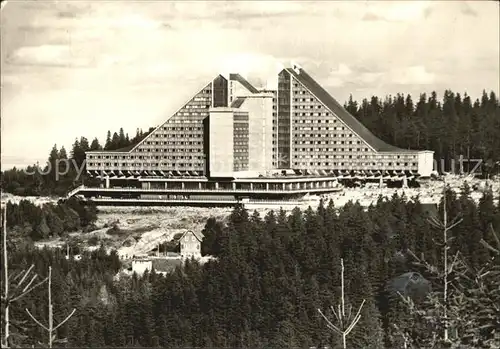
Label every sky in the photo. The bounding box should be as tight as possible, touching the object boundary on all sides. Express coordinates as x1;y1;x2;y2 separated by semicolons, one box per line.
1;0;499;169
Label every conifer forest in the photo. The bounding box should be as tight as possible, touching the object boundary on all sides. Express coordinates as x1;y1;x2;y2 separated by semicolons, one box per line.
2;185;500;348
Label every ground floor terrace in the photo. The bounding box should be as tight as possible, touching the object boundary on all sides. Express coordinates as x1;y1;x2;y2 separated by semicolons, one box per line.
68;176;344;199
78;197;305;208
68;169;421;207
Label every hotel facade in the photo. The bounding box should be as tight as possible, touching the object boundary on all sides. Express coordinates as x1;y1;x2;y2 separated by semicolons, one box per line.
73;64;434;205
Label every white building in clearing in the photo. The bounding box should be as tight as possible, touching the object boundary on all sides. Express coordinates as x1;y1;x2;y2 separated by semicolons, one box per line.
131;258;152;275
131;257;183;275
179;230;205;259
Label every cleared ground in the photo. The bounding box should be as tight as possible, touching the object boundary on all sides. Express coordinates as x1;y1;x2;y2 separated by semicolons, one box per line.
3;175;498;257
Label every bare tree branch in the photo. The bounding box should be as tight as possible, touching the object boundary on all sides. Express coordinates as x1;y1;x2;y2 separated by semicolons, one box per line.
25;266;76;348
25;309;49;332
318;258;366;349
10;277;49;304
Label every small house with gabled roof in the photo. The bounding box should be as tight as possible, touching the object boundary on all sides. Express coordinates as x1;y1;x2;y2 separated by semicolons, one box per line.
179;230;204;259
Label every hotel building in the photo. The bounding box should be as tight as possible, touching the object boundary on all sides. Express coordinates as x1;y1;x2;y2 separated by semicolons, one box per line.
72;64;434;205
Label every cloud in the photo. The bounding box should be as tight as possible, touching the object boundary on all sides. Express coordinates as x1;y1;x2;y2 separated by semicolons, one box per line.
321;63;353;88
215;53;274;79
362;12;384;21
358;72;385;84
391;66;436;85
88;14;164;30
460;2;478;17
324;76;345;88
1;0;498;168
362;2;432;22
8;44;93;68
332;63;352;76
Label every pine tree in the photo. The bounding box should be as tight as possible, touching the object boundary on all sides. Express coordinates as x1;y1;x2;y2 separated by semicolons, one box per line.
104;131;112;150
70;139;80;160
90;138;102;151
118;128;126;148
47;144;59;170
73;137;90;168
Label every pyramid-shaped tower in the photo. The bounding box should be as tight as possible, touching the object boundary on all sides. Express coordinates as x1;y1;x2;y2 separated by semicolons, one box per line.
85;64;434;184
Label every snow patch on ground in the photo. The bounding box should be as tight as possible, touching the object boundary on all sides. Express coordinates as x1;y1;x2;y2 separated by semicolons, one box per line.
1;192;58;206
246;176;499;212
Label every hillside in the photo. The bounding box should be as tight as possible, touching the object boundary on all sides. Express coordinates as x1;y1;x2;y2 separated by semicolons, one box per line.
16;175;497;258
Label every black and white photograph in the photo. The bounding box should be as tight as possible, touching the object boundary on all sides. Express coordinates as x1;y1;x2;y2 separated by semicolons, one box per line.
1;0;499;348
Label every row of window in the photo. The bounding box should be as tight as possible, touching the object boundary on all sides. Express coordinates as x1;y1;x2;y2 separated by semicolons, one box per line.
270;148;414;159
293;90;310;95
292;155;417;166
293;98;318;103
293;146;369;151
293;147;370;153
141;141;203;147
294;105;322;110
162;118;205;124
193;97;210;102
269;148;416;160
88;163;205;168
176;110;209;116
89;154;205;161
137;148;202;154
234;115;249;121
148;134;203;140
273;125;347;132
159;126;203;131
149;135;203;141
86;147;415;161
294;112;331;118
292;162;417;167
292;154;382;159
294;117;338;123
184;104;210;109
293;136;362;142
294;140;362;145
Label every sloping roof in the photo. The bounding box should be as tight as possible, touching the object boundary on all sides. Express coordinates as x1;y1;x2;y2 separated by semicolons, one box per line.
85;143;136;154
284;67;412;153
85;142;141;153
179;230;204;242
421;203;438;216
108;144;137;152
229;73;259;93
151;258;182;273
230;97;246;108
387;271;431;300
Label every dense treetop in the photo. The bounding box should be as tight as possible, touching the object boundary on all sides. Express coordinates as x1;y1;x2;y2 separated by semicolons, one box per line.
2;185;499;348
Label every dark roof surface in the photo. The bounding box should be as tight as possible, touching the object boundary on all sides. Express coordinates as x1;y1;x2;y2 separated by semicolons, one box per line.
152;258;182;273
179;230;204;242
231;97;246;108
229;73;260;93
85;143;137;153
421;203;438;216
284;67;411;153
109;144;137;152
